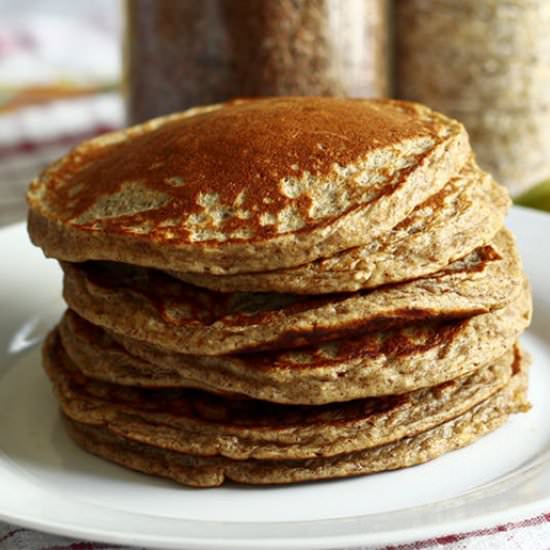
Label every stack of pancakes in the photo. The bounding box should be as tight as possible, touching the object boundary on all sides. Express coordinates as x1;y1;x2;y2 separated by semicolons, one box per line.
27;97;532;487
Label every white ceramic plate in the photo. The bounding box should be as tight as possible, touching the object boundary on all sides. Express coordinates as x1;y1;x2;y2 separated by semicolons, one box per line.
1;206;549;549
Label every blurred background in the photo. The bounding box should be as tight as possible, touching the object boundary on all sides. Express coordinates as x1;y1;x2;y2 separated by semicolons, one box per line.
0;0;122;223
1;0;549;226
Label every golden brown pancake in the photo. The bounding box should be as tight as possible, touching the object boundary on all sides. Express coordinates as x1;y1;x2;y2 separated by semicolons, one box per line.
59;282;530;404
27;97;469;274
61;229;523;355
62;346;529;487
44;325;521;461
26;95;532;490
168;157;510;293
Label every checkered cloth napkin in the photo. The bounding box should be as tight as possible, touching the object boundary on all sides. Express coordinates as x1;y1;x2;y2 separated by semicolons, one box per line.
3;513;550;549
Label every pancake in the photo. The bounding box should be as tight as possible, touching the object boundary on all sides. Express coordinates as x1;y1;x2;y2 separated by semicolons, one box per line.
62;348;529;487
60;282;531;404
27;97;470;275
168;157;510;294
44;326;519;461
61;229;523;355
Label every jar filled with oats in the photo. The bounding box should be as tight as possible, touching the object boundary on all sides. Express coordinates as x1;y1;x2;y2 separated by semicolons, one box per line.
395;0;550;196
125;0;390;124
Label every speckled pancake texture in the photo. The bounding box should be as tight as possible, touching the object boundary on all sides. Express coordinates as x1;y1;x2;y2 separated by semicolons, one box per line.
43;328;521;462
168;157;510;294
27;96;532;487
27;97;469;274
63;349;529;487
60;229;523;355
59;282;530;404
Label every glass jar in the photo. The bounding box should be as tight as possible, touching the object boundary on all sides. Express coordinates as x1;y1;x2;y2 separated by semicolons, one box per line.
396;0;550;196
125;0;390;124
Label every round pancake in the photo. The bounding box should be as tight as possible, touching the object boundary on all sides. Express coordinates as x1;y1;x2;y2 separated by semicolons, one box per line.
62;351;529;487
60;282;530;404
43;327;518;461
168;157;510;293
27;97;470;274
61;229;524;355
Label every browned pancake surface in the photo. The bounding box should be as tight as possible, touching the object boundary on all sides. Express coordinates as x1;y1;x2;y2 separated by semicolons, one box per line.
61;229;523;355
44;327;520;461
27;97;469;273
60;284;530;403
62;350;530;486
168;157;510;293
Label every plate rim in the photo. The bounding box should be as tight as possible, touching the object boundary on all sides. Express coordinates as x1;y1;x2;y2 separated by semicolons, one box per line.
0;498;549;549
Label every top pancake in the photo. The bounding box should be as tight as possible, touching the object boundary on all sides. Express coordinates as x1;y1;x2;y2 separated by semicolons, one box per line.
27;97;469;274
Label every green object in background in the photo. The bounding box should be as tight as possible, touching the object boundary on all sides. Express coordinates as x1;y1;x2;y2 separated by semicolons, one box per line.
515;180;550;213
